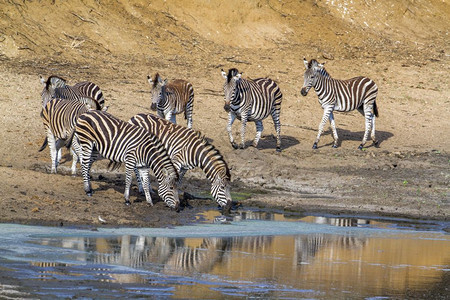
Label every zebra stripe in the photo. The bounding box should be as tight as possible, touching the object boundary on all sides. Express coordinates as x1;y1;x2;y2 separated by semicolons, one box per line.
164;238;229;274
40;75;105;109
73;110;179;209
301;58;379;149
40;98;97;175
147;73;194;128
221;68;283;152
128;113;232;213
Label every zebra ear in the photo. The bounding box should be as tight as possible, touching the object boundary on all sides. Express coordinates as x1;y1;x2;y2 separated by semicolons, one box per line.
162;79;168;86
318;62;325;68
39;75;46;86
221;69;227;79
147;75;152;85
234;72;242;80
303;58;309;69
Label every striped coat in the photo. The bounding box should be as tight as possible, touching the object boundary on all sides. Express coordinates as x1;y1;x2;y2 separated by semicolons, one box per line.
73;110;179;209
147;73;194;128
128;113;232;213
301;59;378;149
39;98;100;174
221;68;282;151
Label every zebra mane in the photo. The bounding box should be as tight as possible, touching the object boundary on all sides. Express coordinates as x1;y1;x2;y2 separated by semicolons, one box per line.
226;68;240;83
193;130;231;180
308;59;329;77
152;73;161;88
45;75;67;89
308;59;319;69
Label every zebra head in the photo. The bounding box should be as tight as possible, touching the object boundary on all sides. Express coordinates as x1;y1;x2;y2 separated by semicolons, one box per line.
147;73;168;111
221;68;242;112
211;170;233;215
157;167;180;211
301;58;325;96
40;75;67;107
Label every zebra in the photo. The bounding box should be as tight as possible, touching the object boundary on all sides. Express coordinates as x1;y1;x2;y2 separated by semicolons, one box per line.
39;98;101;175
221;68;283;152
39;75;106;109
147;73;194;128
128;113;233;214
301;58;379;149
72;110;180;209
164;237;229;275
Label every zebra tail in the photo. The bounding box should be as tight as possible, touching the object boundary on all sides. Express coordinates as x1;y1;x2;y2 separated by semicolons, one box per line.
38;137;48;152
373;101;379;118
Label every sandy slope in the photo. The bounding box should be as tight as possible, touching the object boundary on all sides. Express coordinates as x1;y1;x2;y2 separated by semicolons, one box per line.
0;0;448;226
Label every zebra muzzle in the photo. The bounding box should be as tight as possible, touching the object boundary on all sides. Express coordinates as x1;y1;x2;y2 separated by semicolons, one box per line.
301;88;308;96
223;103;231;112
150;103;157;111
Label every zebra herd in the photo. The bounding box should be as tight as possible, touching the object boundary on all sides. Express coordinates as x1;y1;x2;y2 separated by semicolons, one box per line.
38;58;379;214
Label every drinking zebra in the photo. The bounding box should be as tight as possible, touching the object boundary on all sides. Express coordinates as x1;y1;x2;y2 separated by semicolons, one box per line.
40;75;106;109
301;58;379;149
147;73;194;128
39;98;101;175
221;68;283;152
128;113;233;214
73;110;179;209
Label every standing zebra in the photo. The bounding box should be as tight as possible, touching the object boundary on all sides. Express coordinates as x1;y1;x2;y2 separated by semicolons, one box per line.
40;98;101;175
73;110;180;209
221;68;283;152
301;58;379;149
128;113;233;214
40;75;106;109
147;73;194;128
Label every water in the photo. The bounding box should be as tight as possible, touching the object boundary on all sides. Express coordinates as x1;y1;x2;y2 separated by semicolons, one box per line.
0;210;448;299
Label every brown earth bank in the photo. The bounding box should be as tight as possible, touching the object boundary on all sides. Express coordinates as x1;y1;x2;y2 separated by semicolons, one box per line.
0;0;449;227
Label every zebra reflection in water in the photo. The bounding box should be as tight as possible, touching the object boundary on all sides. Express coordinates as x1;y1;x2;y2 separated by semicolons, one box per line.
294;217;368;265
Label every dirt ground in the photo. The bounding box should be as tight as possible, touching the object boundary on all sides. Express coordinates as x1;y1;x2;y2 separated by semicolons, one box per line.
0;0;448;227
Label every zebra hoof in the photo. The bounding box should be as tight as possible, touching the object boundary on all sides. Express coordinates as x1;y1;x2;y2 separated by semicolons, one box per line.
332;144;338;148
85;191;93;197
276;147;281;152
124;200;131;206
231;142;238;149
358;144;364;150
312;143;318;149
373;140;379;147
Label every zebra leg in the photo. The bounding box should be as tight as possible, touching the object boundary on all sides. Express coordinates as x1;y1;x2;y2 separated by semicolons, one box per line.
123;160;136;206
57;148;62;166
186;102;194;129
46;131;58;173
70;146;78;176
239;114;248;149
134;168;144;195
165;111;174;123
329;112;339;148
170;113;177;125
271;108;282;152
253;120;264;148
138;168;153;206
371;115;378;146
313;107;333;149
359;109;374;150
80;144;94;196
227;112;238;149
